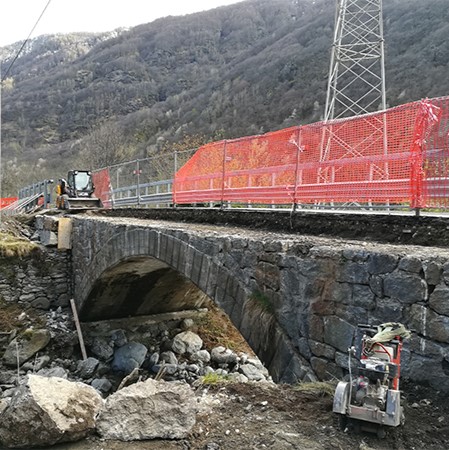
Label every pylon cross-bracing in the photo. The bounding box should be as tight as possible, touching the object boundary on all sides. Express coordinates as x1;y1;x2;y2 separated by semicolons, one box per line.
324;0;386;121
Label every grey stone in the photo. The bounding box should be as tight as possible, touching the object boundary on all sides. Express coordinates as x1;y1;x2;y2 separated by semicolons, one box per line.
186;364;200;373
383;272;427;303
110;329;128;348
37;367;68;379
171;331;203;355
77;357;99;379
191;349;211;364
310;357;343;381
399;256;423;273
40;230;58;247
112;342;148;374
424;261;442;286
309;340;336;359
0;330;16;352
91;378;113;395
160;351;178;365
2;329;51;367
369;297;404;323
337;261;370;284
443;261;449;285
148;352;160;367
335;351;359;370
369;275;383;297
342;249;369;262
180;318;195;330
55;293;70;307
228;373;249;383
31;297;51;310
429;285;449;316
247;358;269;375
328;282;352;304
96;379;196;440
22;355;51;372
90;337;114;361
367;253;398;274
239;364;265;381
323;316;355;353
211;346;238;365
406;305;449;344
335;304;368;324
352;284;376;309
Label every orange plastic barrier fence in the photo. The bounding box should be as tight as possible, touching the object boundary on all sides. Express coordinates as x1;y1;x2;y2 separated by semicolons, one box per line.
174;99;444;208
92;169;112;208
0;197;18;209
422;96;449;208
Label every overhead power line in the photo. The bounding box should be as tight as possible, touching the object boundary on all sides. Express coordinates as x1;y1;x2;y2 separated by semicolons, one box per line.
1;0;53;82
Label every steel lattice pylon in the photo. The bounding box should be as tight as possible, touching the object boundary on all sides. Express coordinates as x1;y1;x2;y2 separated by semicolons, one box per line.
324;0;386;121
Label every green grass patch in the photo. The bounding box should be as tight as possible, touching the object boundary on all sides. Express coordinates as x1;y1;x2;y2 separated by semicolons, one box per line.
200;372;230;385
249;290;274;314
294;381;335;397
0;232;39;258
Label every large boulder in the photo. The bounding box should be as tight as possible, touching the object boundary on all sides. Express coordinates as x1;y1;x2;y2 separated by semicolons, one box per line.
2;329;50;367
0;375;103;448
111;342;147;374
96;378;196;441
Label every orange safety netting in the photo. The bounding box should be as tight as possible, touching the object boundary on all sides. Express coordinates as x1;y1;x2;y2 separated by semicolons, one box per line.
174;98;444;207
0;197;18;209
92;168;112;208
422;96;449;208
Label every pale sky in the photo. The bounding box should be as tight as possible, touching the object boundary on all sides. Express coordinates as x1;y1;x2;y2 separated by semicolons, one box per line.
0;0;243;47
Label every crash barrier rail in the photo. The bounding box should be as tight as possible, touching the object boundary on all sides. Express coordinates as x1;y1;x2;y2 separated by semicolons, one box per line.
174;97;449;211
14;179;54;213
92;150;195;209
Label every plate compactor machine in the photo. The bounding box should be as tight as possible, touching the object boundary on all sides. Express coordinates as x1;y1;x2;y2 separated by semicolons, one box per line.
333;322;411;438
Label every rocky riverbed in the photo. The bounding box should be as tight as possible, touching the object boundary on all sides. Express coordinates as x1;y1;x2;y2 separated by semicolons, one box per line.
1;297;449;450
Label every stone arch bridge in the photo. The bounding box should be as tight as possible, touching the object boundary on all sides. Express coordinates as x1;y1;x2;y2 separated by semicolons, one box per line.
70;213;449;390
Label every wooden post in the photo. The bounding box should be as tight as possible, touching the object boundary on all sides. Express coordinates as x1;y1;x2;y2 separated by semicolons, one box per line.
70;299;87;361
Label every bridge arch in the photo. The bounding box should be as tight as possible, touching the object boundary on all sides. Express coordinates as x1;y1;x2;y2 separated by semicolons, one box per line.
71;218;312;383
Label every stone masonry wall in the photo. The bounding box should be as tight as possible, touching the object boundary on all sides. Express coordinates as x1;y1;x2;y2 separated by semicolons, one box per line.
72;216;449;392
0;248;71;311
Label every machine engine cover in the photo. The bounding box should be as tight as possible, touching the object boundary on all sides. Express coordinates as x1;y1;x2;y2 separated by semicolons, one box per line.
358;358;398;382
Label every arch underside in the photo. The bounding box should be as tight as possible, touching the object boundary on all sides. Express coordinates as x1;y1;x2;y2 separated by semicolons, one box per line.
80;256;207;321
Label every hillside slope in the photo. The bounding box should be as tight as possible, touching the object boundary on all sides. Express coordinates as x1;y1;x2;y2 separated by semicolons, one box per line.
0;0;448;193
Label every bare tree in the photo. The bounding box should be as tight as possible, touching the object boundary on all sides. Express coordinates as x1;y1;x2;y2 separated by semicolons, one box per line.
77;122;135;169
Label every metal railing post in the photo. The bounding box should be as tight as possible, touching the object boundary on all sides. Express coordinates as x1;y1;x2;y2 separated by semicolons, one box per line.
136;160;141;206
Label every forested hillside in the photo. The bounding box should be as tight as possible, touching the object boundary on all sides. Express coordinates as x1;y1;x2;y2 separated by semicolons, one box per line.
0;0;448;194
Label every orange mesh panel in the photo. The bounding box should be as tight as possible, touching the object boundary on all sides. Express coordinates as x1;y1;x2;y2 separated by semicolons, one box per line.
174;141;226;203
422;96;449;208
297;101;423;204
92;168;112;208
174;99;440;207
0;197;18;209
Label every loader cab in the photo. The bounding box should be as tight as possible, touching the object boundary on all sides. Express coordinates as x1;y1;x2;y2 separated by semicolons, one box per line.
67;170;95;197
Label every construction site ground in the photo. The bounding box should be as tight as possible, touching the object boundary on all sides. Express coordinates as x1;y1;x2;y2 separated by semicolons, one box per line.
47;379;449;450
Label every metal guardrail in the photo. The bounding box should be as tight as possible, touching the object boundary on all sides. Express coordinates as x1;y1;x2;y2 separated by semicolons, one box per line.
16;179;54;212
111;179;173;207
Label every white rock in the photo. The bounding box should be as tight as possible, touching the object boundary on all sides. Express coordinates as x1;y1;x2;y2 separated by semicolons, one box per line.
96;378;196;441
171;331;203;355
0;375;103;448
